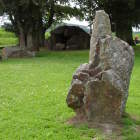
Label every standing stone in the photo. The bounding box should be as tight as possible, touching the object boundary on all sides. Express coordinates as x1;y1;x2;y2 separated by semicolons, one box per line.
66;10;134;123
89;10;112;63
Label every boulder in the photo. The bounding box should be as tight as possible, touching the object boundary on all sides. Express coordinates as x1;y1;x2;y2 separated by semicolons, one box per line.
55;43;65;50
66;10;134;123
1;47;36;59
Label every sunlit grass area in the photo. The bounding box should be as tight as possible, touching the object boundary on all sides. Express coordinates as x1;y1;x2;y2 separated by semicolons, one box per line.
0;51;96;140
0;28;18;47
0;48;140;139
0;28;140;139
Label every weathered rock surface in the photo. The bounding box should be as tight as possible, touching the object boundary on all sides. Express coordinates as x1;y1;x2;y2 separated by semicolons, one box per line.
1;47;36;59
66;10;134;123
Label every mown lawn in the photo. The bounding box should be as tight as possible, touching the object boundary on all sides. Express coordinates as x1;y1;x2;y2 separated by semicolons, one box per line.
0;28;140;139
0;47;140;140
0;51;97;140
0;28;18;47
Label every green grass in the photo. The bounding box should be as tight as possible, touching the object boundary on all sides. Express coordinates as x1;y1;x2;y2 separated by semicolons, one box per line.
0;28;18;47
119;45;140;140
0;28;140;139
0;47;140;139
0;51;98;140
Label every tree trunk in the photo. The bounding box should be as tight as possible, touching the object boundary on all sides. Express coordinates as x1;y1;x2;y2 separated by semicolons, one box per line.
19;24;45;51
27;29;33;50
37;25;45;48
40;28;46;48
26;30;40;52
116;21;134;45
33;33;40;52
26;16;44;51
19;26;26;48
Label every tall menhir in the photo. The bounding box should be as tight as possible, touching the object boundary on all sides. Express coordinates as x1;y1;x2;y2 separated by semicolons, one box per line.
66;10;134;123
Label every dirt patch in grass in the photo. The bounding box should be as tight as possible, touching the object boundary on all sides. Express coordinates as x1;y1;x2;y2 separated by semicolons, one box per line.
67;113;140;140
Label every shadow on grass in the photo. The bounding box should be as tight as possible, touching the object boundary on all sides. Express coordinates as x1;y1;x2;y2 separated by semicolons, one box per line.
67;113;140;140
122;113;140;140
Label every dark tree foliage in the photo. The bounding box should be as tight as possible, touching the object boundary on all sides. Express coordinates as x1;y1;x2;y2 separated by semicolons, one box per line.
99;0;140;45
74;0;97;34
0;0;82;50
75;0;140;45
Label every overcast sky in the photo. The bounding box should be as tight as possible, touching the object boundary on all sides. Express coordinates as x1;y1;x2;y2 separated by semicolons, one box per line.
64;17;89;26
0;15;88;26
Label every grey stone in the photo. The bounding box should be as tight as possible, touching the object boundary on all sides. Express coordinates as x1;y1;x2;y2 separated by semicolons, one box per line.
55;43;65;50
66;10;134;123
1;47;36;59
90;10;112;64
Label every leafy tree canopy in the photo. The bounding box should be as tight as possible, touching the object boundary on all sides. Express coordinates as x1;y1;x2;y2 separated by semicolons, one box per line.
74;0;140;44
0;0;83;49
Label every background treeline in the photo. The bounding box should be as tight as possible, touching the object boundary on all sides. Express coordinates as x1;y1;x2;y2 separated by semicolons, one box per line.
0;0;140;51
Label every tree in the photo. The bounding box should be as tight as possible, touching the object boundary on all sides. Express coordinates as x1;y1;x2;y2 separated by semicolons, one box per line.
0;0;82;51
99;0;140;45
75;0;140;45
74;0;97;35
0;0;46;50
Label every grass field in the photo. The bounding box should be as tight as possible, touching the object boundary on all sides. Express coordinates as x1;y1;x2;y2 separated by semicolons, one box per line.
0;28;18;47
0;47;140;140
0;28;140;139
